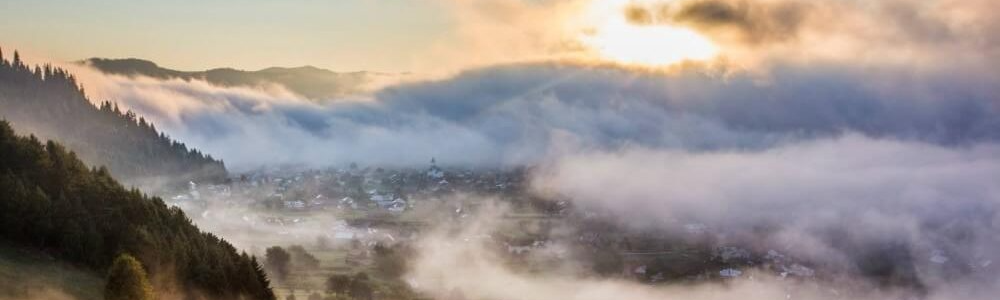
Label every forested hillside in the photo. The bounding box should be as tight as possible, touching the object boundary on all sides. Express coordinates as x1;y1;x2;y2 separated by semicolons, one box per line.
0;120;274;300
0;49;227;186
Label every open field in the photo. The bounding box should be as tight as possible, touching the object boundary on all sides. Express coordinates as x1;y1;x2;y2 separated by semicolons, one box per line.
0;243;103;300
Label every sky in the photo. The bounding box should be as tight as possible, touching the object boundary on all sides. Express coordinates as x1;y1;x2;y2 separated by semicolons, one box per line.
43;0;998;168
5;0;1000;298
0;0;452;72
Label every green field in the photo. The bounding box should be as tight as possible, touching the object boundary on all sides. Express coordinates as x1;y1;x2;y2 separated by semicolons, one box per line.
0;242;104;300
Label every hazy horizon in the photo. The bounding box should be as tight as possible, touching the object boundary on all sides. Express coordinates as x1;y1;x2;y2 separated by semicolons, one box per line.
0;0;453;72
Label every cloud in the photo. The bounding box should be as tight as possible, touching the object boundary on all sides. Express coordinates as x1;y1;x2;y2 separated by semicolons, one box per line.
61;56;1000;171
417;0;1000;72
407;203;1000;300
532;134;1000;284
30;0;990;173
624;0;811;44
417;0;593;72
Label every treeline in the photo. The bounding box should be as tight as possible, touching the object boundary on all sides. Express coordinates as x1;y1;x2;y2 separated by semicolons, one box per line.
85;58;372;100
0;48;226;187
264;243;418;300
0;120;273;300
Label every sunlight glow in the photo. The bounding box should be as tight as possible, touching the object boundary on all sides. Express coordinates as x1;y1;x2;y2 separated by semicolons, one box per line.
580;1;719;67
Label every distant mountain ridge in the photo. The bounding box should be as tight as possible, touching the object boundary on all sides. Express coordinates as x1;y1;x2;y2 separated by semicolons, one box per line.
84;58;394;100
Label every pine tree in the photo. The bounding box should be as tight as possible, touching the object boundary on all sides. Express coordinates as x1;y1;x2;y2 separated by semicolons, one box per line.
265;246;292;281
252;256;277;300
105;253;154;300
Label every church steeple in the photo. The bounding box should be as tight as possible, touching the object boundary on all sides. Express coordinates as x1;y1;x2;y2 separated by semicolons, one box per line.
427;157;443;179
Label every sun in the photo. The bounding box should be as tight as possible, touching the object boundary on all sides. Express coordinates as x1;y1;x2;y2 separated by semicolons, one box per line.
579;2;719;67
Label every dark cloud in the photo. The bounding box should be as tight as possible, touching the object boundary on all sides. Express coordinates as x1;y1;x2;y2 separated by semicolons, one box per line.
622;0;811;44
374;63;1000;146
682;0;809;42
878;0;955;44
623;4;654;25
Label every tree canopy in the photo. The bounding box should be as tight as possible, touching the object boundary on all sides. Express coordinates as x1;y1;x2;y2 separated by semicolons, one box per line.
105;254;154;300
265;246;292;282
0;120;273;300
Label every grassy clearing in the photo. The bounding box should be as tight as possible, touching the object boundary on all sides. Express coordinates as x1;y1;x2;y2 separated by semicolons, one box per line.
0;242;103;300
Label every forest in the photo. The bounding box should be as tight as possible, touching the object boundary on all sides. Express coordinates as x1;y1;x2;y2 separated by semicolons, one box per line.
0;49;227;188
0;119;274;300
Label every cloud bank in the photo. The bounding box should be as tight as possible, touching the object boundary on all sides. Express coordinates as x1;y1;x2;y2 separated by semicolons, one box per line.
408;204;1000;300
68;59;1000;296
534;135;1000;270
46;0;994;171
66;60;998;171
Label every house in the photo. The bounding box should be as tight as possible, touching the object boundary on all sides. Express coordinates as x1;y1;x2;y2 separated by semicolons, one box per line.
506;244;532;255
386;200;407;213
715;246;751;263
783;264;815;277
309;194;328;207
284;200;306;209
765;249;786;262
684;223;708;235
633;265;648;275
371;193;390;202
719;268;742;278
339;197;358;209
333;231;355;240
930;250;949;264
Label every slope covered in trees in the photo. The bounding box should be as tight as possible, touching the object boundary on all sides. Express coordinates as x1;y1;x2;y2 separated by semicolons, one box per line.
0;49;226;186
84;58;384;100
0;119;274;300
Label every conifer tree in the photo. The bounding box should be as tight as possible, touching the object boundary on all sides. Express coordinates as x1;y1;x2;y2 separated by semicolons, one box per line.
266;246;292;281
105;254;154;300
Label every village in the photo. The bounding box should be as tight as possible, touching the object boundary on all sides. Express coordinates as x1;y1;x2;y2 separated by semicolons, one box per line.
160;160;564;298
157;159;988;300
